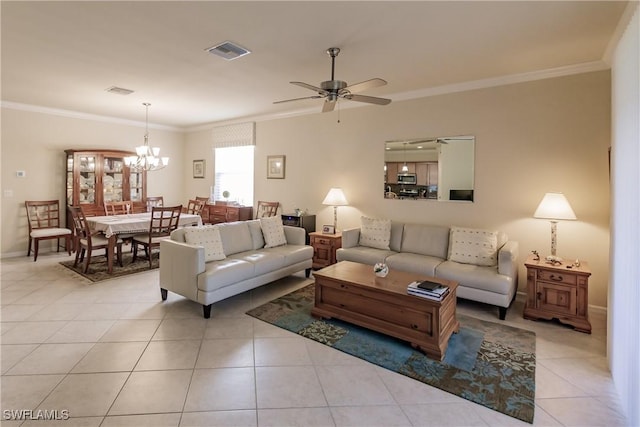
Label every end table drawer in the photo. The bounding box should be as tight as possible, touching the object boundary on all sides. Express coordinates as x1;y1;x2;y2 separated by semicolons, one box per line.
313;236;335;246
537;269;577;286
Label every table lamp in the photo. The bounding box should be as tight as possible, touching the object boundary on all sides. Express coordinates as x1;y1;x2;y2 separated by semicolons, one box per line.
322;188;348;233
533;192;576;261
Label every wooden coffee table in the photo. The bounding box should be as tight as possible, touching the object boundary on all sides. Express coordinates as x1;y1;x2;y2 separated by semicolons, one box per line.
311;261;459;360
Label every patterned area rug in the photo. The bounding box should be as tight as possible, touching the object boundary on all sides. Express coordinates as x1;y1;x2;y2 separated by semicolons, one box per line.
59;252;158;282
246;284;536;423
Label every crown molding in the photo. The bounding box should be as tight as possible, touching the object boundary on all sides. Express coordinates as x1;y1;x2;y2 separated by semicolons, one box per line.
391;61;610;102
0;101;180;132
2;60;610;134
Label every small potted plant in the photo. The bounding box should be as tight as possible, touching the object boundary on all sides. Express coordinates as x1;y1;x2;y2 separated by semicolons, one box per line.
374;262;389;277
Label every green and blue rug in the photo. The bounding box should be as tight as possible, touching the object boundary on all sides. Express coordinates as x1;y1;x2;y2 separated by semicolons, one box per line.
246;283;536;423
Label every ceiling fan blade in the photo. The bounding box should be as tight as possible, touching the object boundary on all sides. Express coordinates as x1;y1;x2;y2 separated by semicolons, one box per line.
290;81;328;95
322;99;336;113
344;78;387;94
273;95;323;105
344;94;391;105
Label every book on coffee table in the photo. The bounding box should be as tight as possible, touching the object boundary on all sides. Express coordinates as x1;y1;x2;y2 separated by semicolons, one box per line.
407;281;449;301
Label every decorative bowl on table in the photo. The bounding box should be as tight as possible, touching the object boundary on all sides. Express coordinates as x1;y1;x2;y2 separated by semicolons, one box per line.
374;263;389;277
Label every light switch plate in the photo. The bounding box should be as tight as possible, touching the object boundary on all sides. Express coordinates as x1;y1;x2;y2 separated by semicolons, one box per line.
16;171;26;178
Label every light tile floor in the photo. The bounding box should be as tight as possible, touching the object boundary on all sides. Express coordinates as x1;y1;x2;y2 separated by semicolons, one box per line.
0;252;629;426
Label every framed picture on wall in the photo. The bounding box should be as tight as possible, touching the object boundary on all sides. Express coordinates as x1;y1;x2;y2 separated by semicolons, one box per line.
267;155;286;179
193;159;205;178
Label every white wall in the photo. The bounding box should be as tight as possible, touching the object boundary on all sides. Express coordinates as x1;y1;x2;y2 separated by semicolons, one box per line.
609;3;640;425
245;71;611;308
0;108;185;256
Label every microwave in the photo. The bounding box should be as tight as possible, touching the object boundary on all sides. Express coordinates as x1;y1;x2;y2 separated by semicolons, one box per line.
397;173;417;185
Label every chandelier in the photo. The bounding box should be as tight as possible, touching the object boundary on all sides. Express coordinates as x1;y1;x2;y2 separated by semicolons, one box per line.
124;103;169;172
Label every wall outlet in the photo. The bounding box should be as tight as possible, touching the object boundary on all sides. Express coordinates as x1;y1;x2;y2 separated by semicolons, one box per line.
16;171;26;178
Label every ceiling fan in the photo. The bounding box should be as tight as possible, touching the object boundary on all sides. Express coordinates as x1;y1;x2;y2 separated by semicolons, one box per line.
274;47;391;113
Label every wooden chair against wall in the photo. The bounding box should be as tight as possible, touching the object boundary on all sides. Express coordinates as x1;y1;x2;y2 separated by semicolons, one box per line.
104;200;131;215
256;201;279;218
68;206;123;273
25;200;73;261
194;197;211;223
132;205;182;268
184;199;205;215
145;196;164;212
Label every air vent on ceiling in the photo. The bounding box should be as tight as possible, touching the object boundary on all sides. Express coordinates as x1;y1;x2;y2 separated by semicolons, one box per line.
205;41;251;60
105;86;135;95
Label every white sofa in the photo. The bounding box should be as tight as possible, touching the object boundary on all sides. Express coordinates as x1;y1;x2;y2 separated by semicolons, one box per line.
336;221;519;319
159;219;313;318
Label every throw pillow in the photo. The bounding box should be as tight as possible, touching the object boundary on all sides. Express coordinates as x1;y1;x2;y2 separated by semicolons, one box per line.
184;226;226;262
448;226;498;266
359;216;392;250
260;215;287;248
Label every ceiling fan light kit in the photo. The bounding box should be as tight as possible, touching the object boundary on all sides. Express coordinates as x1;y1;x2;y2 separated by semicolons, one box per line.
274;47;391;112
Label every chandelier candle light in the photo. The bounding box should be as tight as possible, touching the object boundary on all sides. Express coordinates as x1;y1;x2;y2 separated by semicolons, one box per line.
533;192;576;261
322;188;348;233
124;103;169;172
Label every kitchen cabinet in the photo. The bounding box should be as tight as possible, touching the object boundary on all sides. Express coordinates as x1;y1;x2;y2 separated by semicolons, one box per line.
65;149;146;223
416;162;438;186
385;162;398;184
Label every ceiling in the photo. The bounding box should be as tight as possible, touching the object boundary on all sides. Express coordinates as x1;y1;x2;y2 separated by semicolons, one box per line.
1;1;628;130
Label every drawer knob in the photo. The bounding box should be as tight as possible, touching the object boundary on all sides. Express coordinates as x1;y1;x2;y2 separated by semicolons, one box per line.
537;291;542;300
550;274;563;281
411;324;418;329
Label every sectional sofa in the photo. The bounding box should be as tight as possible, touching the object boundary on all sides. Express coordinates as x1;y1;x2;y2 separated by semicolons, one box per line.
336;218;519;319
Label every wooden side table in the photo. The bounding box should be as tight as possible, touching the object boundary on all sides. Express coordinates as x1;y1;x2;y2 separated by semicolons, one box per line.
309;232;342;269
523;254;592;333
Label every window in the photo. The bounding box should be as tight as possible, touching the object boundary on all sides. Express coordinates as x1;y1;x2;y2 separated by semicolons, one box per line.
213;146;254;206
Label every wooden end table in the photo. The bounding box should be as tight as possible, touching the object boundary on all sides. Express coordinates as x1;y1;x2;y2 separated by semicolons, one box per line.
523;254;592;333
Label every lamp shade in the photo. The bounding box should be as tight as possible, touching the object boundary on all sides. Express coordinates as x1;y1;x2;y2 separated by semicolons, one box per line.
533;192;577;220
322;188;348;206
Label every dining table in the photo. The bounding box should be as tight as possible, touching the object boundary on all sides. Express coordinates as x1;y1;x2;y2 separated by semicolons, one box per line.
86;212;203;273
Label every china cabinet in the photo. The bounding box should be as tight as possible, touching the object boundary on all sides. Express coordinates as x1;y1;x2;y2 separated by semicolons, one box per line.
65;149;147;222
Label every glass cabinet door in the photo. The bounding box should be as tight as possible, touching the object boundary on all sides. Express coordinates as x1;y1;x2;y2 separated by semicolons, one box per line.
103;156;124;202
78;155;96;206
66;155;74;206
130;170;144;202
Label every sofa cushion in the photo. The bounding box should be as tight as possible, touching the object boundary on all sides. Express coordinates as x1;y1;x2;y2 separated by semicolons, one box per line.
385;252;444;277
263;245;314;266
401;223;450;259
217;221;254;256
336;246;396;265
183;226;226;262
436;260;513;296
359;216;391;250
260;216;287;248
229;251;286;276
447;226;498;266
246;219;266;250
198;258;255;292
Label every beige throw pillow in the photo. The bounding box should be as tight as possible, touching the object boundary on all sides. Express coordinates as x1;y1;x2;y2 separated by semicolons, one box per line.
359;216;392;250
260;215;287;248
448;226;498;266
184;226;226;262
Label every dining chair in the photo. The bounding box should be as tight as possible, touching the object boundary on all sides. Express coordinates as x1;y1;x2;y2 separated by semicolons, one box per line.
25;200;73;261
132;205;182;268
68;205;123;273
194;197;212;223
104;200;134;249
256;201;279;218
184;199;205;215
145;196;164;212
104;200;131;215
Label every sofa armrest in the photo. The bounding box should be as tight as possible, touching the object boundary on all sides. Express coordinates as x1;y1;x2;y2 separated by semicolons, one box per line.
341;228;361;248
159;239;205;302
283;225;305;246
498;240;519;280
